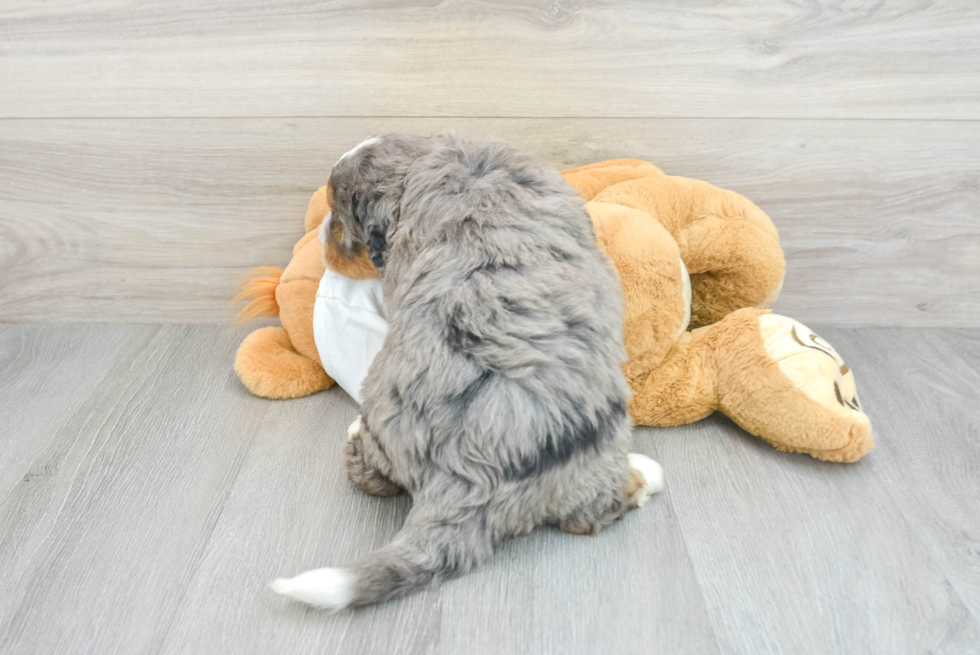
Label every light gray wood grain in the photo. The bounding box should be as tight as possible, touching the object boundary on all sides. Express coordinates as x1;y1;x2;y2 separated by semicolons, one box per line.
2;118;978;326
824;327;980;624
1;1;979;119
435;484;719;655
0;325;147;500
2;324;980;654
0;325;269;655
156;392;447;655
655;416;980;655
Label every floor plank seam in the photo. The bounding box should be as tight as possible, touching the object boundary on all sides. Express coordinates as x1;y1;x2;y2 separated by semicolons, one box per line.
644;480;725;654
153;402;271;655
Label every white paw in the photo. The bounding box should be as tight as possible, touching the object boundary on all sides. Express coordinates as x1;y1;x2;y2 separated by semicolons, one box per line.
628;453;664;507
271;567;354;610
346;415;362;441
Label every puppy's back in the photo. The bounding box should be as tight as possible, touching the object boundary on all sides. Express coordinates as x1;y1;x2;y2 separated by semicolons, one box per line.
366;136;631;487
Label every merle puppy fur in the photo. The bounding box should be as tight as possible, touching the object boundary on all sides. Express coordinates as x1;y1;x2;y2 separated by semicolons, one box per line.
272;134;661;610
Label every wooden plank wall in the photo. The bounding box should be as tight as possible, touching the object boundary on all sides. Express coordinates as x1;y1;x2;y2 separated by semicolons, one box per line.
1;1;978;326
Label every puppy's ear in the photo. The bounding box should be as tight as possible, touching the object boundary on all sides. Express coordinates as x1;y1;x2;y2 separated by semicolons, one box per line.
356;194;399;271
367;224;389;269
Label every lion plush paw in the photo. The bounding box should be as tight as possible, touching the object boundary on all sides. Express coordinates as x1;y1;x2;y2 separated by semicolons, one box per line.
235;326;334;399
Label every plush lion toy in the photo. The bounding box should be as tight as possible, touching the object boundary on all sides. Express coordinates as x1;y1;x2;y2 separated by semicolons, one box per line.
234;159;873;463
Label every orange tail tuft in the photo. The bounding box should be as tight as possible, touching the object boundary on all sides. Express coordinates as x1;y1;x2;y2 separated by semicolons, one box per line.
233;267;285;325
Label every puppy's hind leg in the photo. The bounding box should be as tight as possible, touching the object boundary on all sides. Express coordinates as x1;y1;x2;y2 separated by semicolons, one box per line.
558;454;664;536
344;416;403;497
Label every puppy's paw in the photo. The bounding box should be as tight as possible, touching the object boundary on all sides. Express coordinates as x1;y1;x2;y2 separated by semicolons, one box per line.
346;415;363;442
343;416;402;498
626;454;664;508
343;416;365;470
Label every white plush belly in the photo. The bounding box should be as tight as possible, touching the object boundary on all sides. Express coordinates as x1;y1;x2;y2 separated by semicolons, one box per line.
312;269;388;404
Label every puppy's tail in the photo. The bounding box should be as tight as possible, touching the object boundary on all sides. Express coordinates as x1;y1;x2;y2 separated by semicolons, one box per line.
271;501;492;610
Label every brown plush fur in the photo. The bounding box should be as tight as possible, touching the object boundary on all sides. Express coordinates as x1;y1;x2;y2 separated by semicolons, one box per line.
234;227;335;399
588;167;784;329
628;308;872;462
587;201;687;382
234;326;332;399
232;267;283;324
234;158;873;462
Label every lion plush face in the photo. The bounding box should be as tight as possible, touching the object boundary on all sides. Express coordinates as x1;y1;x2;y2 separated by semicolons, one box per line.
757;314;867;423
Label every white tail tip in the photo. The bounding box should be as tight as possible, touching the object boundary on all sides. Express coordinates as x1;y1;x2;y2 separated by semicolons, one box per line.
628;453;665;507
271;567;354;610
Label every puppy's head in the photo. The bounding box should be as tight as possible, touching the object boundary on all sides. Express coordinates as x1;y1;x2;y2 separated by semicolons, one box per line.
321;134;431;276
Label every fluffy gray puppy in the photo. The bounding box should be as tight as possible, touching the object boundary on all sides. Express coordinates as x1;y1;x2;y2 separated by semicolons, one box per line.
273;134;663;610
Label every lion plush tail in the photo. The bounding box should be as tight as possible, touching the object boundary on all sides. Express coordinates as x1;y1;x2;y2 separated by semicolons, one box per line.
233;267;285;324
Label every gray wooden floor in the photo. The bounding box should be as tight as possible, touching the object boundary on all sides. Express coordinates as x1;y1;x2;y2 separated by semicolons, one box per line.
0;324;977;655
